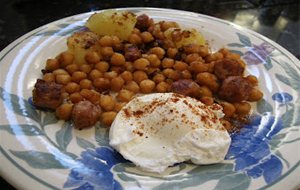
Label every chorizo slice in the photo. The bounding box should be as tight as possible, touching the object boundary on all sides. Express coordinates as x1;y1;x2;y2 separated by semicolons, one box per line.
214;58;244;80
32;79;63;109
171;79;201;98
72;100;101;129
218;76;252;102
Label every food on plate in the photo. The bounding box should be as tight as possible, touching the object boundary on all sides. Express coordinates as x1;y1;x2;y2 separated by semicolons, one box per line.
32;10;263;133
109;93;231;173
86;10;137;40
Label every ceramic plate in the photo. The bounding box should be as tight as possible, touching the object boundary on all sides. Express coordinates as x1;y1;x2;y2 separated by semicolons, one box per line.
0;8;299;190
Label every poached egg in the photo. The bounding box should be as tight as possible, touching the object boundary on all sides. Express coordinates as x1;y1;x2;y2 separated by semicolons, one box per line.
109;93;231;173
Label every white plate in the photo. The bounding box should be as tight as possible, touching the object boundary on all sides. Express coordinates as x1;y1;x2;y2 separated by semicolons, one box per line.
0;8;299;190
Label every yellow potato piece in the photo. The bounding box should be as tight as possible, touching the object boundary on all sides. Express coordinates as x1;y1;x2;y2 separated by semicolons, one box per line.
164;28;206;48
67;31;99;65
86;10;137;40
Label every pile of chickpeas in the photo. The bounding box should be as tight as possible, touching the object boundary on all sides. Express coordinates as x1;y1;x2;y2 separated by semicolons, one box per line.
40;13;263;130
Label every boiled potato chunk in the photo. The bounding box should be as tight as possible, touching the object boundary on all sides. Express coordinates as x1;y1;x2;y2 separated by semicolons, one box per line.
164;28;205;48
86;10;137;40
67;31;99;65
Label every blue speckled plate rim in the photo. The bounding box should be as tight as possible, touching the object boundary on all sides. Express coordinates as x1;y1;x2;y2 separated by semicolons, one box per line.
0;7;299;190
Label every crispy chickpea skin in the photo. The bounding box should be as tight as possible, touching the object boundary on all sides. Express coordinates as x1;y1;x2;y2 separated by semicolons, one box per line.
93;78;110;92
220;102;236;117
196;72;219;92
101;111;117;126
100;95;116;111
117;89;135;102
218;76;252;102
140;79;156;93
110;53;125;66
133;71;148;84
111;77;125;92
56;103;73;120
124;81;140;93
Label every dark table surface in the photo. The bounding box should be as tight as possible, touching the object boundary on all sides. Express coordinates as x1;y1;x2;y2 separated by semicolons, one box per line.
0;0;299;189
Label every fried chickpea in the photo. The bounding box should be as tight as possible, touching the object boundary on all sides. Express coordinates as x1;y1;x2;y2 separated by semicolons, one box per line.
80;89;101;104
167;48;178;59
140;31;154;43
220;102;236;117
93;78;110;91
110;66;125;74
43;73;55;82
140;79;155;93
53;69;68;76
124;81;140;93
61;92;69;99
124;61;134;72
72;71;87;83
104;71;118;80
198;86;213;97
101;47;114;57
46;59;60;71
89;69;103;81
133;71;148;84
100;95;116;111
95;61;109;73
156;81;170;92
65;82;80;94
205;52;223;62
132;28;141;35
120;71;133;82
149;47;165;59
226;52;240;60
79;79;92;89
173;61;188;71
247;88;263;101
101;111;117;126
114;102;126;112
162;58;174;68
69;92;83;103
99;35;113;46
160;21;179;31
181;70;192;79
56;74;71;85
110;53;125;66
163;69;180;80
85;51;101;64
111;77;125;92
184;53;202;64
234;102;251;116
153;73;166;83
146;54;161;67
189;61;209;73
56;103;73;120
59;51;74;67
128;33;142;45
133;58;150;70
196;72;219;92
65;64;79;74
222;119;233;132
117;89;134;102
111;35;121;47
80;64;92;74
200;96;214;106
246;75;258;86
198;45;209;57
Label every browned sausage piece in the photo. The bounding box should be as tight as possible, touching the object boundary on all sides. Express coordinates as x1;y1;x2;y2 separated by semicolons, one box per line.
135;14;151;31
72;100;101;129
32;79;63;109
218;76;252;102
125;44;142;61
171;79;201;98
214;58;244;80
